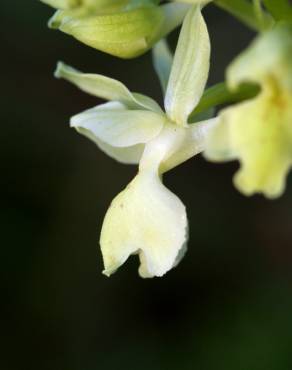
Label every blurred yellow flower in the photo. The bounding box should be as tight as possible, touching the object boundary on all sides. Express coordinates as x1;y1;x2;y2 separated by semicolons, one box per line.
205;23;292;198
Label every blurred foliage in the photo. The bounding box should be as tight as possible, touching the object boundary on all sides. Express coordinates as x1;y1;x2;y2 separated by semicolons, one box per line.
1;1;292;369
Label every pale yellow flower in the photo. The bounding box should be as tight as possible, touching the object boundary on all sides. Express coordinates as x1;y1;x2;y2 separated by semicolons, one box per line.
55;6;216;277
205;23;292;198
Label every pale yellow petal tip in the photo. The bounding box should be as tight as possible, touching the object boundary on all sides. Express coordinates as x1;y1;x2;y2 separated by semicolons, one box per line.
138;267;154;279
137;251;171;279
48;12;60;29
100;217;188;279
54;61;65;79
233;170;286;200
138;238;188;278
101;232;188;279
102;269;114;278
102;257;125;277
138;267;162;279
54;61;77;80
102;242;188;279
102;253;125;278
164;5;210;125
102;261;169;279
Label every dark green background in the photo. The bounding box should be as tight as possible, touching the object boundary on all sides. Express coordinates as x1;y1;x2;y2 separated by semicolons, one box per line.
1;1;292;369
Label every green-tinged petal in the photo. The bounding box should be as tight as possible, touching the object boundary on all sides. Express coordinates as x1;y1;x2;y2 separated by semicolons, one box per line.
152;39;173;94
55;62;162;113
41;0;126;10
85;0;127;8
171;0;211;4
46;0;188;58
101;125;188;278
127;0;161;8
57;4;164;58
164;5;210;126
205;24;292;198
71;103;165;147
40;0;78;9
48;8;88;29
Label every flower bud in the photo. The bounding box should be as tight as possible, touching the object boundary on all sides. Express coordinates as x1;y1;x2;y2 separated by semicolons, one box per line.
41;0;189;58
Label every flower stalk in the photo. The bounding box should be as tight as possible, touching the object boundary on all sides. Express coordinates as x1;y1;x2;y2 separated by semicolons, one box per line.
262;0;292;22
214;0;273;31
190;82;260;119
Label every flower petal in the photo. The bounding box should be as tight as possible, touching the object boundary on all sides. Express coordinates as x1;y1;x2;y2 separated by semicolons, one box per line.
55;62;163;113
40;0;78;9
71;102;165;147
48;7;87;29
71;102;145;164
206;96;292;198
227;24;292;92
56;4;165;58
152;39;173;94
96;140;145;164
100;170;187;278
171;0;211;4
164;5;210;126
44;0;188;58
100;124;188;278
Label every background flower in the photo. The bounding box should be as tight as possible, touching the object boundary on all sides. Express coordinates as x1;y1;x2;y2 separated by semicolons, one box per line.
205;24;292;198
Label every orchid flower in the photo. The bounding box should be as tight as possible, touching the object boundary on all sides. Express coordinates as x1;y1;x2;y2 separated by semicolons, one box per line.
205;23;292;199
55;5;217;277
40;0;189;58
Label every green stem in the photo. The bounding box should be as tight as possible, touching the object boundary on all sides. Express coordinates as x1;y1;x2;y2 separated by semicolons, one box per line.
190;82;260;118
214;0;273;31
253;0;264;28
262;0;292;22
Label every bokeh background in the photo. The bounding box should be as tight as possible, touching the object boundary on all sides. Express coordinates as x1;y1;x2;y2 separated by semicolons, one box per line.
1;1;292;370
